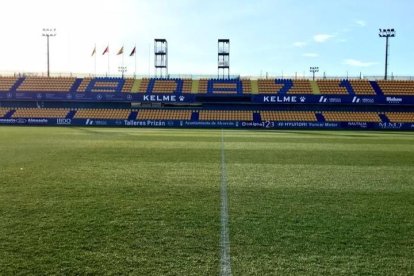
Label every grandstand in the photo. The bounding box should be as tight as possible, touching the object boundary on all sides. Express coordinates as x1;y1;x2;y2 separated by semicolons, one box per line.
260;111;317;122
74;109;131;120
316;79;349;95
376;80;414;95
199;110;253;121
322;111;382;123
16;77;76;92
349;80;377;95
0;77;20;91
4;76;414;96
138;109;192;120
0;76;414;129
385;112;414;123
12;108;70;119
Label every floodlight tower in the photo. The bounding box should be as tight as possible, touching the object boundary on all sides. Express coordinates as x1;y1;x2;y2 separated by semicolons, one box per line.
118;66;127;79
310;66;319;81
379;28;396;80
154;39;168;78
42;28;57;77
218;39;230;79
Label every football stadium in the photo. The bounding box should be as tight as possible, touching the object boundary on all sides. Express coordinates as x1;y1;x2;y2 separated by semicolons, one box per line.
1;0;414;275
0;76;414;129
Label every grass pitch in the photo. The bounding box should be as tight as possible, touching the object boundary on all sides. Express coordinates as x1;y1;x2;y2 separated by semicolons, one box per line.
0;127;413;275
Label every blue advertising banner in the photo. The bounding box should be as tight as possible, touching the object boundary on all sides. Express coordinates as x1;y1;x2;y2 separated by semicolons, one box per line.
251;95;414;105
1;92;414;105
0;92;196;103
1;117;413;130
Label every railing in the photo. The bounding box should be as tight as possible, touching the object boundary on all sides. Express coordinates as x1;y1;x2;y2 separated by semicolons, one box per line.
1;71;414;81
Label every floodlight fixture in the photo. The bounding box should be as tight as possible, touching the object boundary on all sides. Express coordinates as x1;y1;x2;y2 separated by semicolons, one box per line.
379;28;396;38
118;66;127;78
309;66;319;81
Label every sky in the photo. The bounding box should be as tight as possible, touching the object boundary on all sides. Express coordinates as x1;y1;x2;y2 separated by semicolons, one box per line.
0;0;413;78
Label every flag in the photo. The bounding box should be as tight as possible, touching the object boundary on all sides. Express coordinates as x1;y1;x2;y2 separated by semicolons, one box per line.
102;46;109;55
129;46;136;57
117;46;124;55
91;46;96;56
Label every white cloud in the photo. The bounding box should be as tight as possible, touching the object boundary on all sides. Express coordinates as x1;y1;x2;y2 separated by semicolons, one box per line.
344;59;377;67
355;20;367;27
303;53;319;58
313;34;334;43
293;41;307;48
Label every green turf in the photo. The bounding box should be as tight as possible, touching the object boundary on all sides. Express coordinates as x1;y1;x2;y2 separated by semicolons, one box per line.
225;131;414;275
0;127;413;275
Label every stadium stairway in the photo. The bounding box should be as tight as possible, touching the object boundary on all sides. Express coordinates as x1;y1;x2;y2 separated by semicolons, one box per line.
66;110;77;119
70;79;83;93
3;109;15;119
128;111;138;120
310;81;321;94
131;79;142;93
370;81;384;96
340;80;355;96
253;112;261;123
192;80;199;93
251;80;259;94
176;79;184;94
315;112;325;122
191;111;199;121
146;79;156;94
10;78;25;92
379;113;390;123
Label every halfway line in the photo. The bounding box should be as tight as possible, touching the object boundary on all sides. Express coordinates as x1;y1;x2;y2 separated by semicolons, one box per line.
220;129;232;276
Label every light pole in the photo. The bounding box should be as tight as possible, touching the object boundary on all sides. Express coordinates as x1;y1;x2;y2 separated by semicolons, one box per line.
379;28;396;80
310;66;319;81
42;28;56;77
118;66;127;79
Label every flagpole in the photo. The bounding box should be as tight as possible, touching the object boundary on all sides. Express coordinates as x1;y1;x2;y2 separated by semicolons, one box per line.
94;44;97;77
107;43;110;77
148;43;151;77
122;46;125;78
134;44;137;78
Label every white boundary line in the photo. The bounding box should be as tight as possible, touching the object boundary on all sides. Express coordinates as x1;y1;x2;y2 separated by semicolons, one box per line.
220;129;232;276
